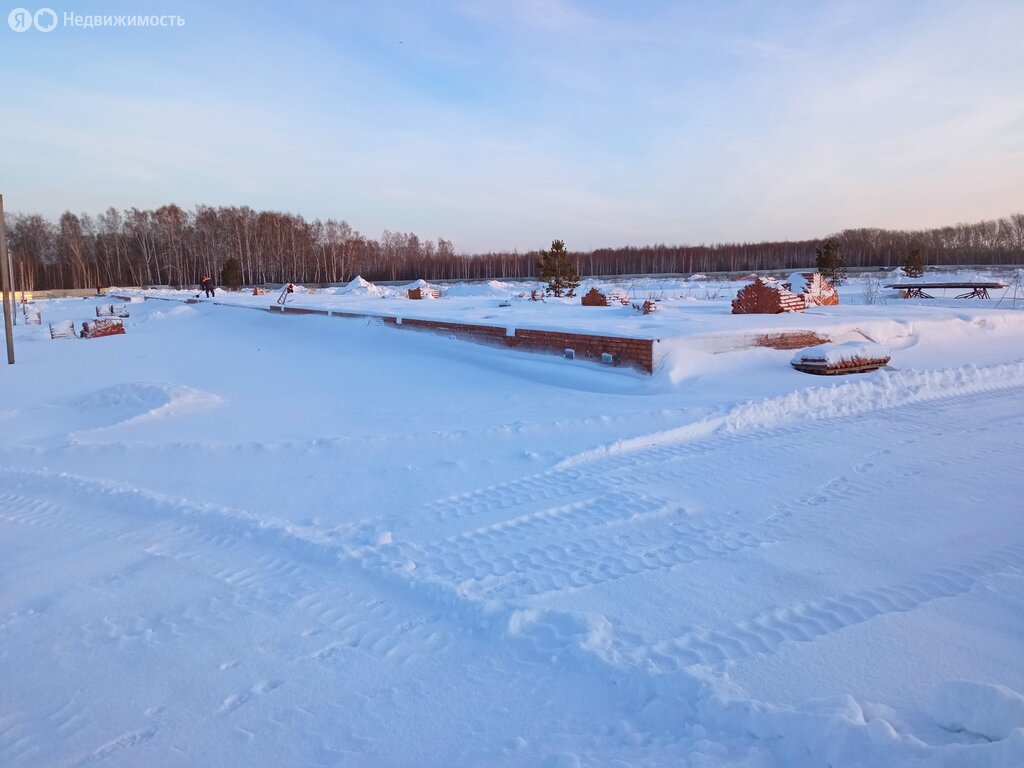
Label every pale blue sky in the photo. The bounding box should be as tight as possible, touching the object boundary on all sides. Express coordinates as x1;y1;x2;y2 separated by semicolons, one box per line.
4;0;1023;251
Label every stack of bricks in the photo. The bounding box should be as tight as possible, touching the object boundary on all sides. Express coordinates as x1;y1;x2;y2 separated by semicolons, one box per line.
80;318;126;339
581;288;609;306
732;278;806;314
632;299;658;314
408;286;441;300
786;272;840;307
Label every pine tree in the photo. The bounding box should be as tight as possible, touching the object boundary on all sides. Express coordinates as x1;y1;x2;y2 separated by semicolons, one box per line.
902;247;924;278
221;256;243;290
815;238;847;285
536;239;580;297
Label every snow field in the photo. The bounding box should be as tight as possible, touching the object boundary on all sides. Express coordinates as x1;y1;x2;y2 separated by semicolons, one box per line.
2;282;1024;766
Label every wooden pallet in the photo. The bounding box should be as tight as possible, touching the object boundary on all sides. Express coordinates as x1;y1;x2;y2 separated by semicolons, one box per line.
49;320;76;339
95;304;129;318
791;357;890;375
23;304;41;325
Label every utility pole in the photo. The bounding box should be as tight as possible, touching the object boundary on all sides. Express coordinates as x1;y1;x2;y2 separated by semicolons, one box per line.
7;244;15;326
0;194;15;364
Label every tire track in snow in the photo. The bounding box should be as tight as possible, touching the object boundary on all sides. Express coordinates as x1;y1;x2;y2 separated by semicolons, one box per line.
633;544;1024;671
0;466;454;674
75;726;159;765
409;493;786;600
0;493;108;538
408;367;1024;537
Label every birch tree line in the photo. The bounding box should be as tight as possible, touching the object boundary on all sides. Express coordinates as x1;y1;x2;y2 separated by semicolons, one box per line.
4;204;1023;292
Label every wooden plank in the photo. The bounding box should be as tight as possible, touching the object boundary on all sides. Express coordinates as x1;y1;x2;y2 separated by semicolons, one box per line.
884;282;1005;289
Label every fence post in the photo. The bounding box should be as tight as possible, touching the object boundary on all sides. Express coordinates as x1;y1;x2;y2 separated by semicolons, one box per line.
0;194;15;364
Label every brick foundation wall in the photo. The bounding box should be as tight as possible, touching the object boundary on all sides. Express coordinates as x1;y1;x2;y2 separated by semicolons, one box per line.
752;331;830;350
392;318;655;373
118;296;836;375
262;304;654;372
510;329;654;373
399;317;509;343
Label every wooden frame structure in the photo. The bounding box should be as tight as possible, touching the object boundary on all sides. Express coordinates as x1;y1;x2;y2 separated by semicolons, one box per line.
885;282;1005;299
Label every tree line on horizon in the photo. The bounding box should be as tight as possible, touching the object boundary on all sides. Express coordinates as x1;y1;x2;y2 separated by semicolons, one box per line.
3;204;1023;292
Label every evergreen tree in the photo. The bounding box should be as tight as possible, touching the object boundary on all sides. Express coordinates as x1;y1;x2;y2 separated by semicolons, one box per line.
221;256;243;290
536;239;580;297
902;247;925;278
815;238;847;285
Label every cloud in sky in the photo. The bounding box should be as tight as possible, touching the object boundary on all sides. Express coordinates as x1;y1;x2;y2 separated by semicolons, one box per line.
3;0;1023;252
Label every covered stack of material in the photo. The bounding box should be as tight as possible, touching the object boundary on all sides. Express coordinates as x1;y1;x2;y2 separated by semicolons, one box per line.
790;342;890;375
407;279;441;299
80;318;126;339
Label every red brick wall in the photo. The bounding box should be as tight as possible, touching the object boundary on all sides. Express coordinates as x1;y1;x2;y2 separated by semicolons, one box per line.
393;318;655;373
260;306;655;372
276;306;329;316
753;331;829;349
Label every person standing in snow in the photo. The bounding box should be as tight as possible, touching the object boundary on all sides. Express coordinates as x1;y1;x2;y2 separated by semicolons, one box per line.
200;275;215;298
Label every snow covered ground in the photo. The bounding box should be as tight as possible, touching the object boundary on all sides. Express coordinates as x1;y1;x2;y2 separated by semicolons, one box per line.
133;269;1024;358
2;271;1024;766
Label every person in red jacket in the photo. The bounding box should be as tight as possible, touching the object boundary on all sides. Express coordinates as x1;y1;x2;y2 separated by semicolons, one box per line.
200;275;215;297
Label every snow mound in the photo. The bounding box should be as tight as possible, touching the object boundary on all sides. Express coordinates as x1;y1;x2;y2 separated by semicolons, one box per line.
507;608;614;662
72;383;184;423
445;280;522;298
150;305;197;320
558;360;1024;468
931;681;1024;741
338;275;387;296
401;278;442;298
69;383;223;438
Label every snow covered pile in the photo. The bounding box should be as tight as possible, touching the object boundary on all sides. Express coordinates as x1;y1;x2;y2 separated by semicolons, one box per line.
444;279;528;298
791;341;891;367
402;278;442;299
930;681;1024;741
337;275;389;297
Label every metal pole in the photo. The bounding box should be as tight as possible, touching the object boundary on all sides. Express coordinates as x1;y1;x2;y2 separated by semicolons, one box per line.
8;247;16;326
0;194;15;364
